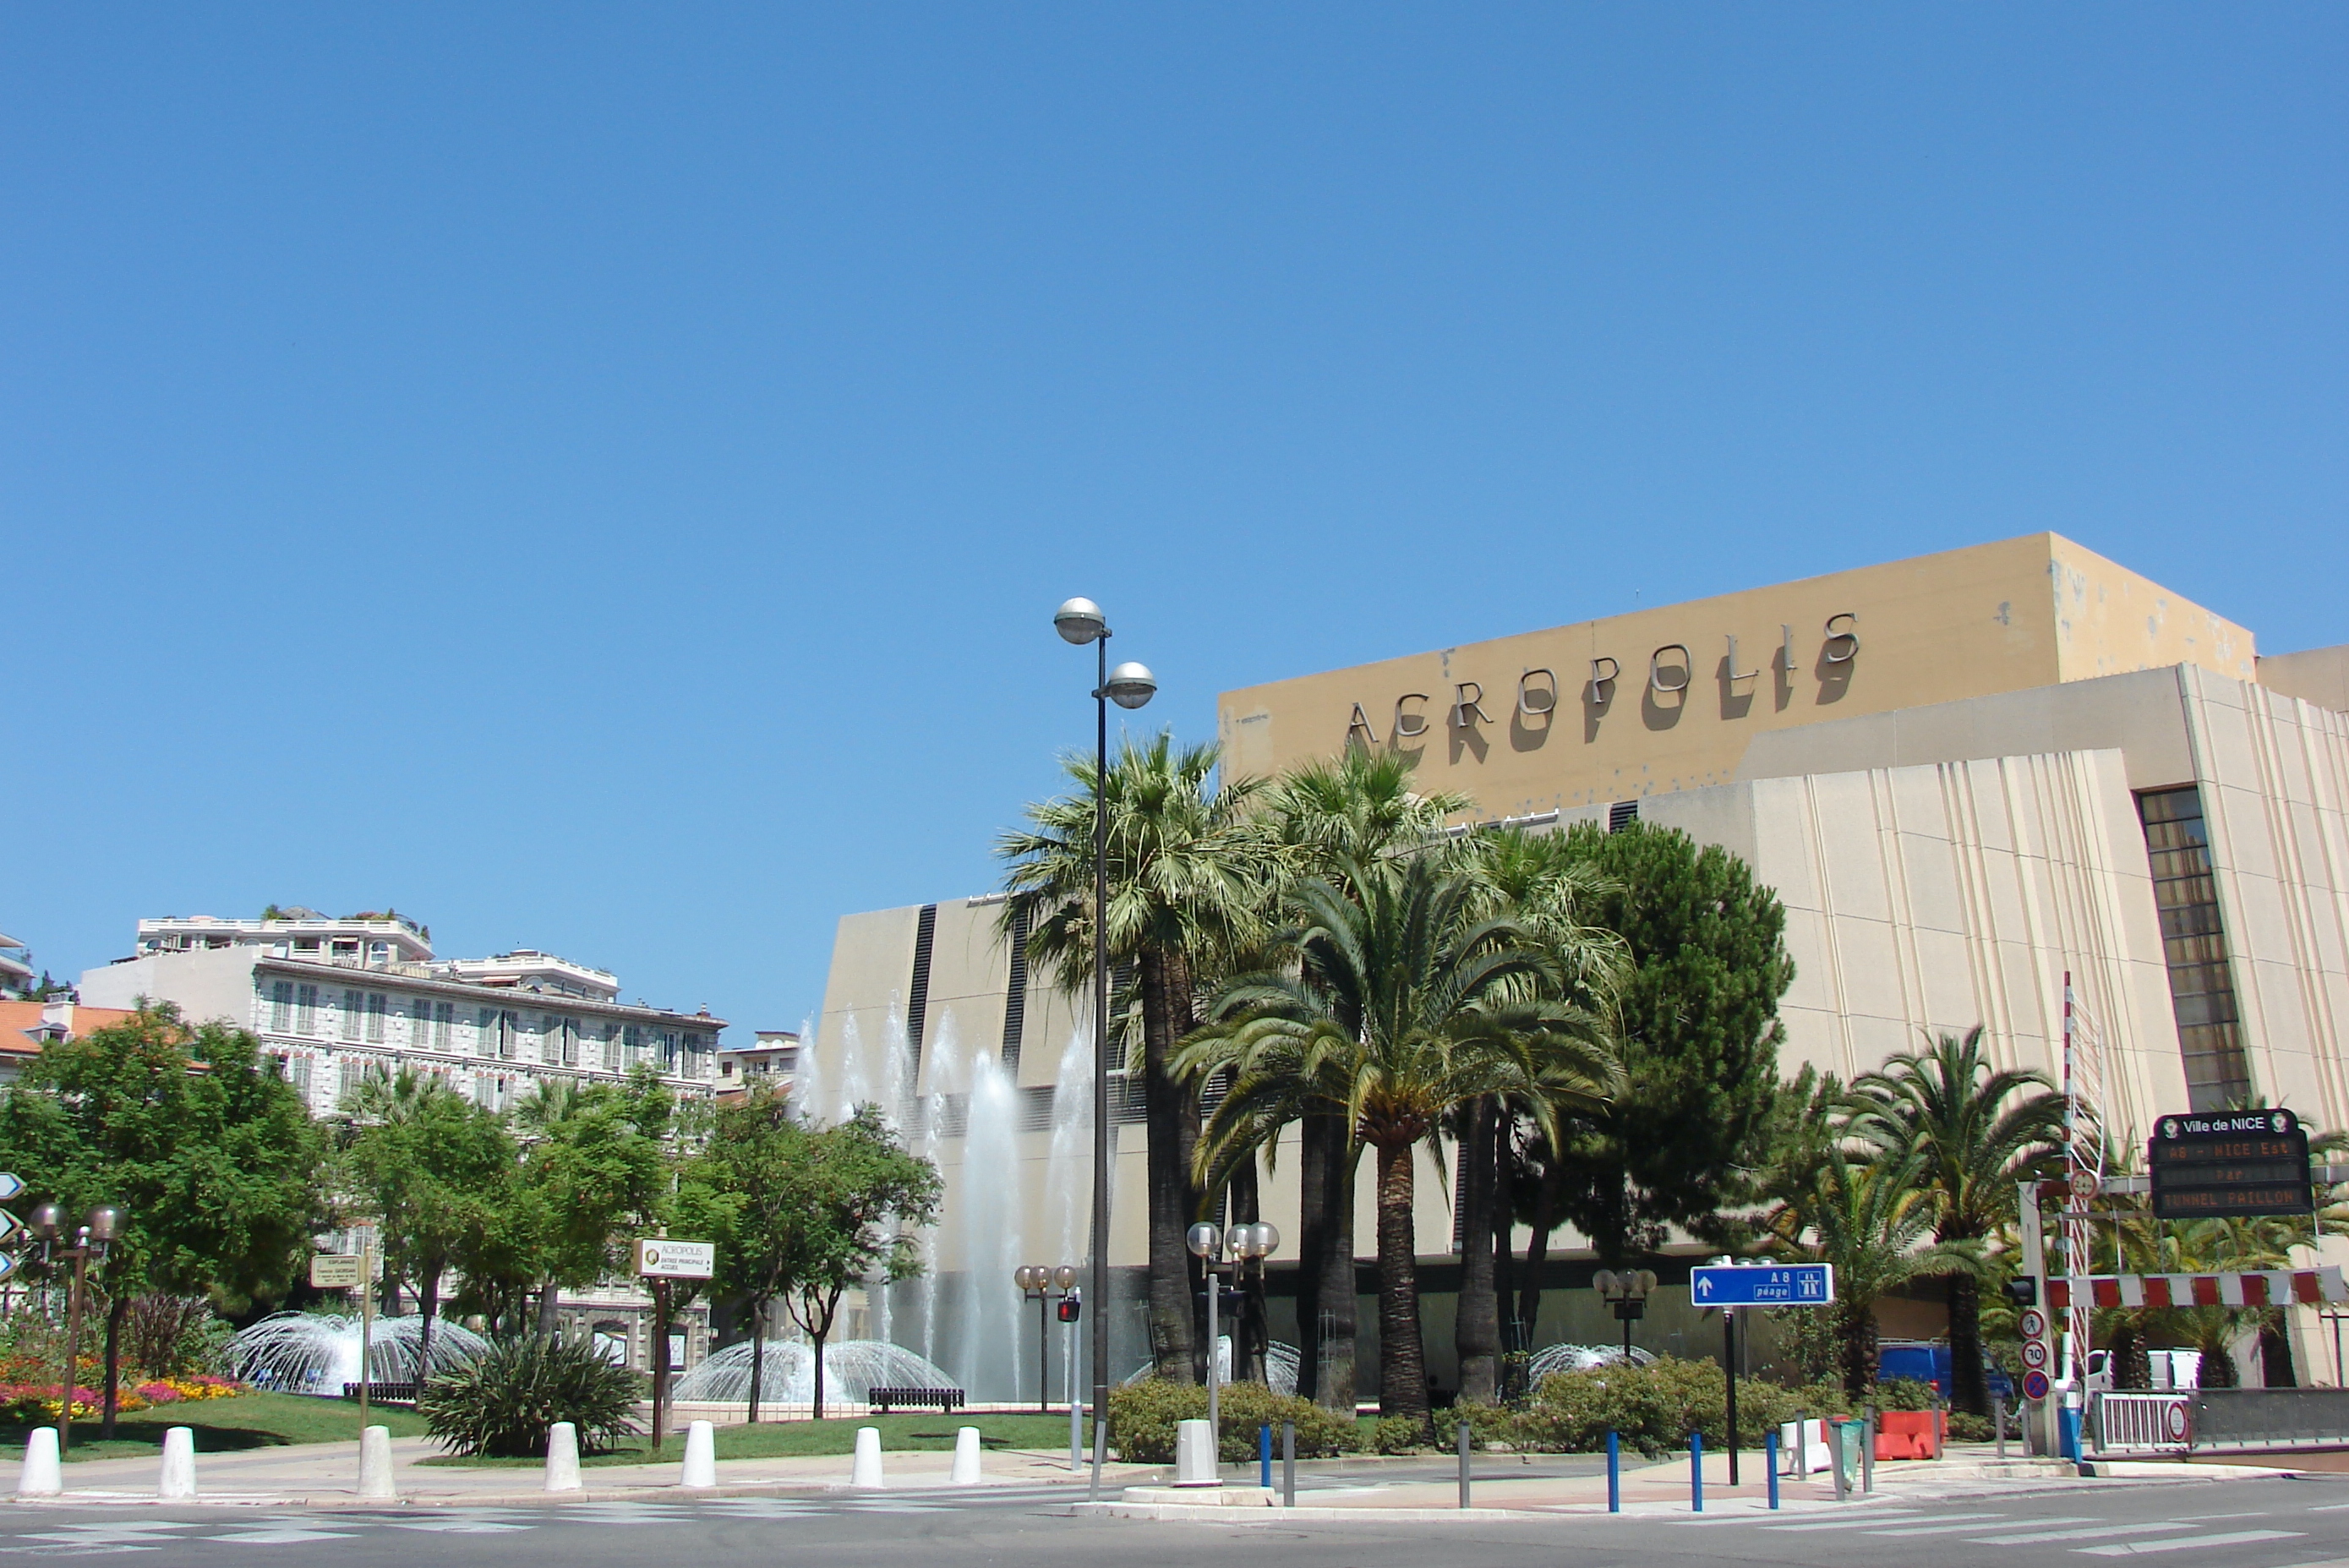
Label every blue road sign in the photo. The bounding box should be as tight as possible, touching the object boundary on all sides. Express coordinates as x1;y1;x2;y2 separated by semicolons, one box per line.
1690;1263;1836;1307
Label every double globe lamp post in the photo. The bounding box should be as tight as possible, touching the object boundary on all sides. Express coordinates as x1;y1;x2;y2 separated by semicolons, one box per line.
1052;597;1155;1497
1013;1264;1081;1415
1187;1220;1280;1441
27;1203;123;1453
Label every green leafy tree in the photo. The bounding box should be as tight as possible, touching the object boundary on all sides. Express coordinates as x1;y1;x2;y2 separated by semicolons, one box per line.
998;732;1270;1380
1182;856;1621;1433
513;1068;679;1333
1849;1027;2065;1414
1538;820;1790;1265
0;1004;322;1432
339;1068;518;1377
686;1081;809;1422
768;1106;940;1418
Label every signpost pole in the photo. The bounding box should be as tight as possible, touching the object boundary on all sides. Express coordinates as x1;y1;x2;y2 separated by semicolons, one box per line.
2019;1181;2051;1456
360;1242;374;1423
652;1278;669;1452
1724;1308;1740;1489
57;1242;85;1454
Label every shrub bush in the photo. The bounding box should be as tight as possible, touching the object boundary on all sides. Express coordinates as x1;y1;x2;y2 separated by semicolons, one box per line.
1511;1357;1851;1457
1874;1377;1938;1412
1947;1411;1991;1443
1372;1413;1429;1454
418;1336;642;1458
1447;1399;1514;1451
1106;1379;1359;1463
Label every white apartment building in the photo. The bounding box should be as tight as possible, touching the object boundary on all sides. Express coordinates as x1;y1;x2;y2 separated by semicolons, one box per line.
79;913;725;1115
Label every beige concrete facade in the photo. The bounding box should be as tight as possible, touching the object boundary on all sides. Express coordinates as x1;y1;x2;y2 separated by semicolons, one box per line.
1216;533;2257;816
807;536;2349;1395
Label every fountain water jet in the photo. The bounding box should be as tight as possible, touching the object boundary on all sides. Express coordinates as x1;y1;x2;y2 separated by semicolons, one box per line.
670;1339;957;1407
226;1312;489;1394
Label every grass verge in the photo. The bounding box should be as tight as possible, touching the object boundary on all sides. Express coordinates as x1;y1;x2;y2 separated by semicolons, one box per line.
0;1393;431;1462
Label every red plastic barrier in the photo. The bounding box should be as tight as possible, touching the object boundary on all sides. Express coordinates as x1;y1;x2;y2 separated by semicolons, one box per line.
1874;1409;1946;1461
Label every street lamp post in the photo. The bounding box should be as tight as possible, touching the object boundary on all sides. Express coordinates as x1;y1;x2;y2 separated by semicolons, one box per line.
1188;1221;1280;1449
27;1203;122;1453
1592;1269;1657;1362
1015;1264;1081;1414
1052;597;1155;1502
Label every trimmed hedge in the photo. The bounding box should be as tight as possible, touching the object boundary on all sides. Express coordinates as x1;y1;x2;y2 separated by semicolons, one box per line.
1511;1357;1854;1458
1107;1379;1360;1462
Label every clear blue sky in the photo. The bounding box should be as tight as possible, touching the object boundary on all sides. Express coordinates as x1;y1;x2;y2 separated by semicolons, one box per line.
7;6;2343;1036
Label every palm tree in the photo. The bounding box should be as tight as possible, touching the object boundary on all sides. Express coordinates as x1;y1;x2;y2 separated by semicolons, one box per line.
1849;1027;2064;1414
1765;1139;1979;1396
1180;855;1621;1432
998;732;1270;1379
1248;751;1467;1410
1450;828;1626;1401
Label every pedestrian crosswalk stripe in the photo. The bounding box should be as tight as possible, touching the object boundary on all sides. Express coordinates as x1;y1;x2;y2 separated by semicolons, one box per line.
1971;1524;2173;1544
1871;1516;2109;1537
2075;1531;2304;1557
1765;1511;1975;1532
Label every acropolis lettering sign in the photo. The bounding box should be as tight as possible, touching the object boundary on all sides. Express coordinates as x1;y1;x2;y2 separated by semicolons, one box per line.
1343;613;1859;751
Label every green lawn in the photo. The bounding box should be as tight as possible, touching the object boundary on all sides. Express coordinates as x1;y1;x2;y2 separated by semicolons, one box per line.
0;1392;431;1463
422;1412;1090;1467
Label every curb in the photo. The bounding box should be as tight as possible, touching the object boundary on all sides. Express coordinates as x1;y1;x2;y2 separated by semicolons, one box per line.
1070;1502;1563;1523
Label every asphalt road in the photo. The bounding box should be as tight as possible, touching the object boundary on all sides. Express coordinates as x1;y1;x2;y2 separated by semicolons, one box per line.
6;1473;2349;1566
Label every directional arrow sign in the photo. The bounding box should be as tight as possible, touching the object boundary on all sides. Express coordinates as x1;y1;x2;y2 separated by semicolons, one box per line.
0;1173;22;1202
0;1254;17;1282
1689;1263;1836;1307
0;1210;18;1243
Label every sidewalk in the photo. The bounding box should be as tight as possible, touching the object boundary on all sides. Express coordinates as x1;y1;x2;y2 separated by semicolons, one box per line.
1082;1443;2254;1523
7;1438;1151;1509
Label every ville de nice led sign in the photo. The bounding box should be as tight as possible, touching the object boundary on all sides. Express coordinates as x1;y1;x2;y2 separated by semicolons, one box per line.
1336;613;1860;750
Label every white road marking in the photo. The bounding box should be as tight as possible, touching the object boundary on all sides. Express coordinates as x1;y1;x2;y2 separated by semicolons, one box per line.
199;1530;359;1545
1970;1524;2180;1544
2074;1529;2304;1556
1870;1516;2108;1537
1767;1511;1990;1532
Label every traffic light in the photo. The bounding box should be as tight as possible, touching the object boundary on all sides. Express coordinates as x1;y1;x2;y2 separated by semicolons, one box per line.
2002;1277;2038;1307
1057;1298;1081;1323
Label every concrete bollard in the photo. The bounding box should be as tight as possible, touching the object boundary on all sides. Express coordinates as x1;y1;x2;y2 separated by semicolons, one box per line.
681;1420;717;1489
1173;1418;1218;1486
17;1429;61;1498
358;1424;396;1500
158;1426;196;1500
950;1427;981;1485
545;1422;582;1492
851;1426;885;1489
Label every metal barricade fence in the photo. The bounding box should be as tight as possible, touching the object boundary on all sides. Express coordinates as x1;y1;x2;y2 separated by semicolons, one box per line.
2090;1393;2191;1454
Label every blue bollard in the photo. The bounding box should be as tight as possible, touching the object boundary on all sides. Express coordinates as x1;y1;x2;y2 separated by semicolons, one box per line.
1691;1431;1704;1512
1259;1424;1271;1489
2059;1406;2083;1464
1606;1430;1620;1513
1767;1429;1780;1510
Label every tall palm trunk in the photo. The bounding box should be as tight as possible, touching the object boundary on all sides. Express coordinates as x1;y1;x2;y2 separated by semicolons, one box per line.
1139;948;1199;1380
1947;1270;1989;1415
1374;1141;1430;1431
1515;1156;1563;1348
1296;1111;1358;1410
1454;1097;1500;1403
1492;1120;1517;1359
1227;1153;1268;1383
1837;1298;1879;1399
538;1283;561;1338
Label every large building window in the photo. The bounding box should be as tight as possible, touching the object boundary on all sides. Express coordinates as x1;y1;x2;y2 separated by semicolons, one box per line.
341;989;365;1043
2138;785;2253;1111
366;993;387;1043
270;981;294;1033
295;983;320;1035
